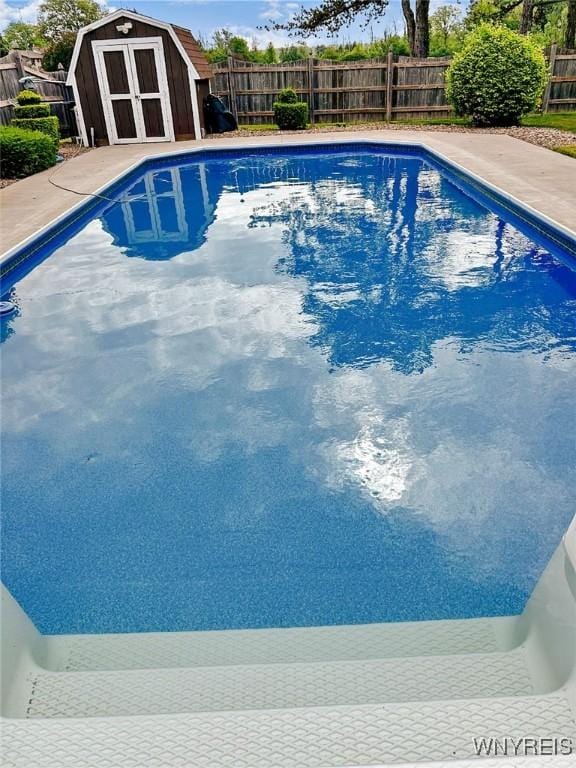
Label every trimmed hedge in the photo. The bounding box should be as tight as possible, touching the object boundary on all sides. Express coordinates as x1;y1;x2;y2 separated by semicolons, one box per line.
446;25;547;127
0;126;57;178
11;116;60;148
13;103;51;119
273;102;308;130
16;89;42;106
273;88;308;130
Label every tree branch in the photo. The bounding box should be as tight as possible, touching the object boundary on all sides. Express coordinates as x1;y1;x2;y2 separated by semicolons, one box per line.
263;0;389;36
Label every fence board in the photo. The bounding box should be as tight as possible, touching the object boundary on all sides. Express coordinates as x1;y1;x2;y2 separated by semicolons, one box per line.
0;66;21;102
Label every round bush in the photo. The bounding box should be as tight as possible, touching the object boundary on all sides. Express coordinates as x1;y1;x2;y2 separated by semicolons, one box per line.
446;25;547;127
16;89;42;106
0;126;56;179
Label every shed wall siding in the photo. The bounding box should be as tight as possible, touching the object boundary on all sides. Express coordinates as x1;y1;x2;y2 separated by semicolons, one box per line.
76;16;196;144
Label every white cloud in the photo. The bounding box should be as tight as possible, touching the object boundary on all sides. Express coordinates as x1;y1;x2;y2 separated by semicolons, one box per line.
259;0;283;21
215;22;331;48
224;24;291;46
0;0;40;28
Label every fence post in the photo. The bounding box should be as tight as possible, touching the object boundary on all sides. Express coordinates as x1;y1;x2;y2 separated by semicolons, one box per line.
386;50;394;122
227;56;239;123
542;43;557;113
308;55;315;124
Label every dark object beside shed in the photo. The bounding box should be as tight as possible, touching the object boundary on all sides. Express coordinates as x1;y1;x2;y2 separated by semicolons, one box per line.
203;94;238;134
66;10;213;146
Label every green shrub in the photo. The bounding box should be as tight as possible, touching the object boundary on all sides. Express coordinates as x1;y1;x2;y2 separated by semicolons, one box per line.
273;88;309;129
446;25;547;127
273;102;309;130
11;116;59;148
0;126;56;178
16;89;42;106
13;103;51;119
275;87;299;104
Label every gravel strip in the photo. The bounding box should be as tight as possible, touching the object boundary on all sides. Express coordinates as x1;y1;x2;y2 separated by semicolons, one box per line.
211;123;575;150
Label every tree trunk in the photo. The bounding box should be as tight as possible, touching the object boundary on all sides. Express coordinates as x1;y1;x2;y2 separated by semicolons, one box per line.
414;0;430;58
402;0;429;57
519;0;534;34
402;0;416;56
567;0;576;48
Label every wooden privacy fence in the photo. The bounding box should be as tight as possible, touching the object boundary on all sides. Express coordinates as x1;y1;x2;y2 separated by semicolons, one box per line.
213;46;576;124
0;59;77;136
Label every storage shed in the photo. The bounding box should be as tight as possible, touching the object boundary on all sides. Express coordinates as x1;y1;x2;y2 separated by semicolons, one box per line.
67;10;213;146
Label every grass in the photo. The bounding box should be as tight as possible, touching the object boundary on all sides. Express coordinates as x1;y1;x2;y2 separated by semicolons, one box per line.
392;117;471;126
520;112;576;133
239;123;281;131
553;144;576;159
239;112;576;133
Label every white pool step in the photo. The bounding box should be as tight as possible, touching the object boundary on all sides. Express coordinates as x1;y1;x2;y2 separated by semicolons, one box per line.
27;647;535;718
5;693;575;767
43;616;511;672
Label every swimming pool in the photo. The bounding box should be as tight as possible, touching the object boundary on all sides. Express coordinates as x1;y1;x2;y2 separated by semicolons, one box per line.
1;143;575;635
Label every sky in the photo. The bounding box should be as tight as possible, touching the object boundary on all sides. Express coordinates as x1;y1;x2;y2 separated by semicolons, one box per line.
0;0;418;46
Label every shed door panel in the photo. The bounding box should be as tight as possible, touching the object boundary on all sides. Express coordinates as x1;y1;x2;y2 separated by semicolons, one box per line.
103;50;130;94
133;48;159;94
112;99;138;139
141;99;165;138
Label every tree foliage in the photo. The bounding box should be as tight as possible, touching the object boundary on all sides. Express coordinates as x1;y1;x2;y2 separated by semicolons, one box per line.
37;0;104;43
42;33;76;70
429;4;464;54
464;0;574;47
2;21;47;50
446;24;547;126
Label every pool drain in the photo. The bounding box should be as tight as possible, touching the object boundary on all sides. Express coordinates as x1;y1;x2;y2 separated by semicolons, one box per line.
0;301;16;317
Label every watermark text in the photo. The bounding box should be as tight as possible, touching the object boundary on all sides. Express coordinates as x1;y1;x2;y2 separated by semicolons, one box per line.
473;737;573;757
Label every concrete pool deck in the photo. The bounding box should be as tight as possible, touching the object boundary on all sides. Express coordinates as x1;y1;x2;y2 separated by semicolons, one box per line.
1;130;575;258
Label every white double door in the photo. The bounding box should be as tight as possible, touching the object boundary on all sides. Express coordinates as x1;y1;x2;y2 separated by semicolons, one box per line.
93;38;174;144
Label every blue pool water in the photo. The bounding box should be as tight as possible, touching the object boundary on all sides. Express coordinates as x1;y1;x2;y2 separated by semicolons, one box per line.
1;145;575;635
